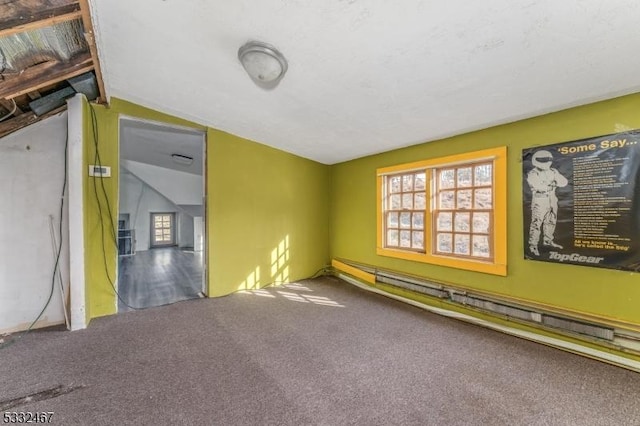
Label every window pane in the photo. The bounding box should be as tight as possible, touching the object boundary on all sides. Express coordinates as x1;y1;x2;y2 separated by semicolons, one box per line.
439;191;455;209
475;164;492;186
387;230;399;246
402;175;413;192
402;193;413;209
454;234;470;255
400;230;411;248
163;221;171;228
474;188;492;209
414;173;426;191
473;212;491;234
155;230;163;237
387;212;399;228
163;230;171;238
390;194;401;209
412;231;424;249
399;212;411;228
154;216;162;224
457;167;472;187
437;233;452;253
457;190;472;209
414;193;426;210
163;215;171;222
440;169;455;189
412;212;424;230
389;176;401;193
454;212;470;232
437;212;452;231
472;235;491;258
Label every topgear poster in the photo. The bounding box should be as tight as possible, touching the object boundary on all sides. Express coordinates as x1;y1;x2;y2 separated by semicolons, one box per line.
522;130;640;271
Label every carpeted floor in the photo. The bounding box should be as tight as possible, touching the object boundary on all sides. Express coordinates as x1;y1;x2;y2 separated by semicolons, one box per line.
1;276;639;425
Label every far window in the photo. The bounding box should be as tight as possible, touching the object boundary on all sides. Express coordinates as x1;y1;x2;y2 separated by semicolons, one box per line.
151;213;175;247
377;147;507;276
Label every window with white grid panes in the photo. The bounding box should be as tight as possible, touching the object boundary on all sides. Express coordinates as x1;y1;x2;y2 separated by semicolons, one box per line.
433;162;493;260
383;171;427;252
151;213;175;246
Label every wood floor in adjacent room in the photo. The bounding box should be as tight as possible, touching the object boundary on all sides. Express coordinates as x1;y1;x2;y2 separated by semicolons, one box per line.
2;276;640;425
117;247;203;312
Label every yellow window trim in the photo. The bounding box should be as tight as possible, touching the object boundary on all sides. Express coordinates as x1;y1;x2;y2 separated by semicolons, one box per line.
376;146;507;276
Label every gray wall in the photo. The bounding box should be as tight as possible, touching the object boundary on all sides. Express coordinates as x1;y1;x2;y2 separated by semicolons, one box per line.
119;170;195;251
178;211;194;248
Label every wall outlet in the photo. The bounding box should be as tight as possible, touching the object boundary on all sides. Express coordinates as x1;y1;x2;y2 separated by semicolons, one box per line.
89;165;111;177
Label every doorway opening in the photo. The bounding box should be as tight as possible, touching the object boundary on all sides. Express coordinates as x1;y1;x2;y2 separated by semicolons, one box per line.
117;117;207;312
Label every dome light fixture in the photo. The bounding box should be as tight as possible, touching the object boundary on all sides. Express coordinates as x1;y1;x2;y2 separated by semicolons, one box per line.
238;41;288;86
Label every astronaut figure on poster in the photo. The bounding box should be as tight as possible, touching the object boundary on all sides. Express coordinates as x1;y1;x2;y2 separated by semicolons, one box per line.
527;150;568;256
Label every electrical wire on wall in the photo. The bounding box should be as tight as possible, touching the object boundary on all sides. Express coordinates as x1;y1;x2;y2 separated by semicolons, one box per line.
87;104;144;311
0;118;68;350
0;99;17;123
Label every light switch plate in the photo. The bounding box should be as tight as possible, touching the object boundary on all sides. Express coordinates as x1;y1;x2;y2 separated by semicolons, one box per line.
89;165;111;177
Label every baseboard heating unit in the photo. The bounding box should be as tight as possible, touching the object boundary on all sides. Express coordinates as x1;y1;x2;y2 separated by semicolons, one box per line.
331;259;640;373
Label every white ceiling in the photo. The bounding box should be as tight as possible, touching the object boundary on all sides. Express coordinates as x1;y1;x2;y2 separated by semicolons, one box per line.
120;118;205;175
91;0;640;165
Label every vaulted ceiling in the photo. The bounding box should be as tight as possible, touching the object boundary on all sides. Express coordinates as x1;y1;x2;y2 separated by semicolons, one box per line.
87;1;640;163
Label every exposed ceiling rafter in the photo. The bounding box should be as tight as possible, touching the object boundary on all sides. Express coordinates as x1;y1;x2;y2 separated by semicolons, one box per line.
0;9;82;38
0;0;106;138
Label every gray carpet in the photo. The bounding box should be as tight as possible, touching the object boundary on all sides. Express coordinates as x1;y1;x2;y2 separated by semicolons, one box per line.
1;276;639;425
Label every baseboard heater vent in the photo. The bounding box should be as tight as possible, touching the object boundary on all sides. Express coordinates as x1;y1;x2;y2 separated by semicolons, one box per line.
542;315;615;341
376;273;448;299
450;294;543;323
334;260;620;343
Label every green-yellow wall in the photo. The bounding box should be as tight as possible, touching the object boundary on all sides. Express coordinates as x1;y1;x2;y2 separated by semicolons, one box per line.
207;129;330;297
330;92;640;326
83;98;330;319
84;93;640;329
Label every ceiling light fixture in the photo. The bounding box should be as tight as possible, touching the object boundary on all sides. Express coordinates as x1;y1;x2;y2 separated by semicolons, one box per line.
171;154;193;165
238;41;288;85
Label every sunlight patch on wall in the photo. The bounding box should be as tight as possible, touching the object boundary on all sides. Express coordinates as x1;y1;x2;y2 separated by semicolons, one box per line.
271;235;290;284
237;266;261;291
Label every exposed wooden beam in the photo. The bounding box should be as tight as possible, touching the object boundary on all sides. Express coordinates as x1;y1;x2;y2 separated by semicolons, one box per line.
0;2;80;34
0;10;83;38
0;53;93;100
78;0;107;103
0;105;67;140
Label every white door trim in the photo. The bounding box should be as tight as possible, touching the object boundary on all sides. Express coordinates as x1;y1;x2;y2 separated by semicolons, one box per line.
68;95;87;331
